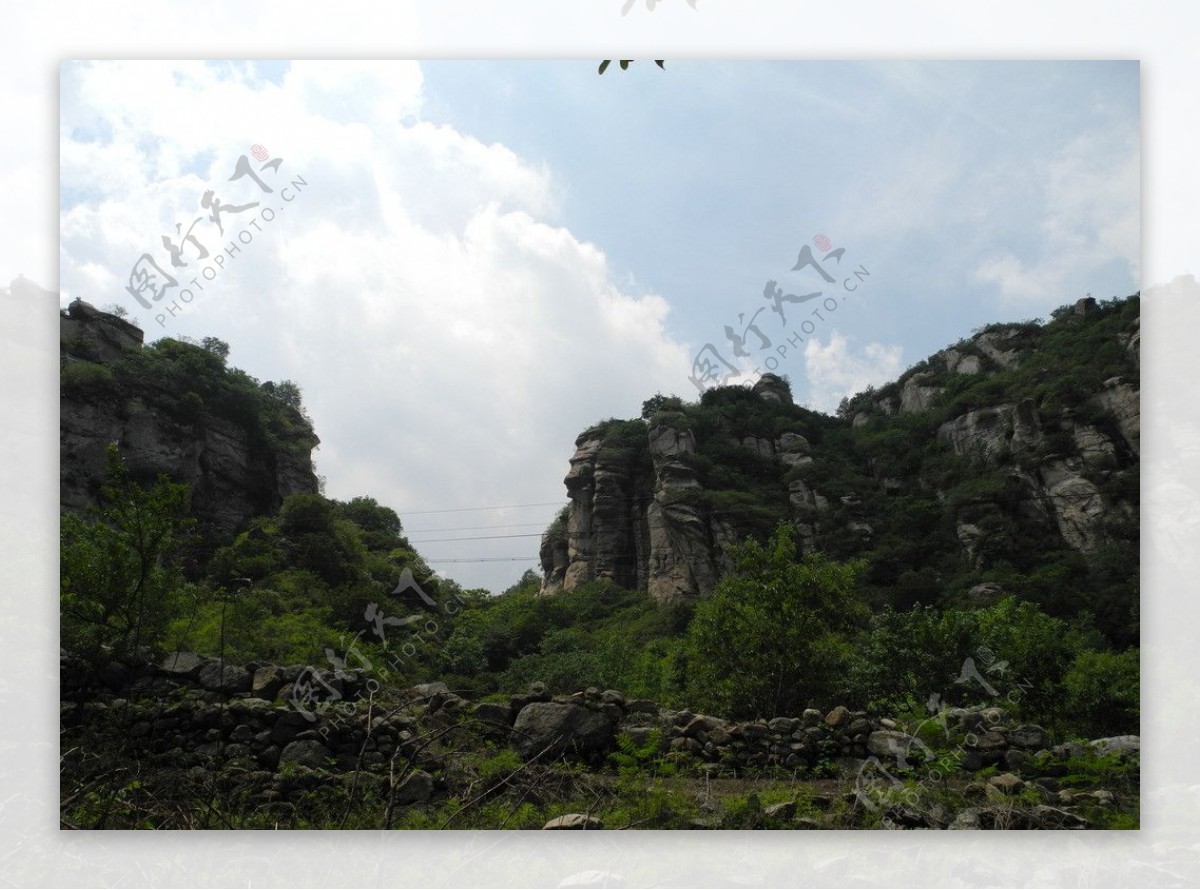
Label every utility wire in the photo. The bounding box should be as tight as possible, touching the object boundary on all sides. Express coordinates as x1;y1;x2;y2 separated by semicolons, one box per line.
423;556;541;564
405;521;553;534
408;489;1135;546
397;483;1134;524
409;533;546;544
399;501;565;516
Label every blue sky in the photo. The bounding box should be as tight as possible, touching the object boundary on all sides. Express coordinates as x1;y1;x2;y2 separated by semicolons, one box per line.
57;59;1139;592
420;59;1139;394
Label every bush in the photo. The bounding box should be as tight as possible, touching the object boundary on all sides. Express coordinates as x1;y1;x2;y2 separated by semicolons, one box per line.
60;446;193;669
61;361;116;397
685;524;867;719
1060;648;1139;738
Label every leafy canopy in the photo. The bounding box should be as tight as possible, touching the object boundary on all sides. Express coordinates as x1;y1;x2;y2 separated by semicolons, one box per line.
685;523;867;719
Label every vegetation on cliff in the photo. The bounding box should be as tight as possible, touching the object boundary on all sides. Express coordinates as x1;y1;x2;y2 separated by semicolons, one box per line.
59;295;1140;830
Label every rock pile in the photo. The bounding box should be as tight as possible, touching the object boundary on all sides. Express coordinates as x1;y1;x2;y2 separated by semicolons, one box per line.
64;654;1139;794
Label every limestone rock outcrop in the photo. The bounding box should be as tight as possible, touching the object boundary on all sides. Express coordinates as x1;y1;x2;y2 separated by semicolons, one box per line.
541;296;1138;600
61;300;319;535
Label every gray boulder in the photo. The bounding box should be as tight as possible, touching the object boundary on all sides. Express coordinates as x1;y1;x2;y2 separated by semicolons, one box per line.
278;739;331;770
1089;735;1140;757
1008;724;1048;749
867;730;925;765
159;651;208;679
471;701;515;727
512;702;614;761
394;770;434;804
411;681;450;698
543;813;603;830
197;661;251;694
251;665;287;700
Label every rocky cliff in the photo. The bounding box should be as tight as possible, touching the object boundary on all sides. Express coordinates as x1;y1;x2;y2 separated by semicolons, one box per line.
541;295;1139;630
61;299;319;537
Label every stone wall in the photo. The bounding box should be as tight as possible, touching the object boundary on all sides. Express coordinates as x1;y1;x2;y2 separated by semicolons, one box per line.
62;651;1138;799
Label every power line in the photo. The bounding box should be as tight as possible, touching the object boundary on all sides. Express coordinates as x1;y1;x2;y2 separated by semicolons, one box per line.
394;484;1138;559
405;521;553;534
408;533;545;544
399;500;566;516
423;555;541;563
409;489;1132;544
395;483;1132;524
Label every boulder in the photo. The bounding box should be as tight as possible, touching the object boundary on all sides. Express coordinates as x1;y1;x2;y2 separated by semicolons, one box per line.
251;665;287;700
647;424;695;459
270;710;315;745
936;405;1016;461
159;651;208;679
620;725;667;751
543;813;603;830
1008;724;1048;749
197;661;251;694
1032;805;1090;829
775;433;811;468
411;681;450;698
967;582;1006;606
973;329;1022;370
898;371;942;414
763;801;797;821
394;769;434;804
987;773;1024;795
682;714;725;739
979;707;1008;726
961;731;1008;770
278;739;331;770
824;706;851;728
867;730;925;765
624;698;659;716
948;808;981;830
471;701;515;727
752;373;793;406
1003;749;1032;773
512;702;614;761
1089;735;1140;757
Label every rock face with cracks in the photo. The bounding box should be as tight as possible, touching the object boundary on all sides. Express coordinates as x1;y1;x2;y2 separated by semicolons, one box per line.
541;299;1139;601
60;300;319;536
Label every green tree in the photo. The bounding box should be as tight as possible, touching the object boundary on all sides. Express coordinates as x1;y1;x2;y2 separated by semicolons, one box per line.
335;495;404;550
1061;648;1139;738
273;380;303;409
61;445;192;668
685;523;867;719
641;393;684;419
200;336;230;361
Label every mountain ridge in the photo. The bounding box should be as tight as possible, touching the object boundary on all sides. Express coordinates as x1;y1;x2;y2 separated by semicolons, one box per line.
539;294;1139;644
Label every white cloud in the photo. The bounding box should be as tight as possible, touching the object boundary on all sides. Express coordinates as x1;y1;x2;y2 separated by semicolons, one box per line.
803;330;904;413
58;60;691;591
974;129;1139;303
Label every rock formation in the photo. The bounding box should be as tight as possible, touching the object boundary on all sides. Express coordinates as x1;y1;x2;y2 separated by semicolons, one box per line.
60;299;319;536
541;296;1139;604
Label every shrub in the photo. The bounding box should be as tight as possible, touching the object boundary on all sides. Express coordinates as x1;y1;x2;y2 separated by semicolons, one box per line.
685;524;867;719
1060;648;1139;738
61;361;116;397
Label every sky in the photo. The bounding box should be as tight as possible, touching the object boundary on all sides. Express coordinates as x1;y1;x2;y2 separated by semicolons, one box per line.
57;59;1140;593
2;2;1198;884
